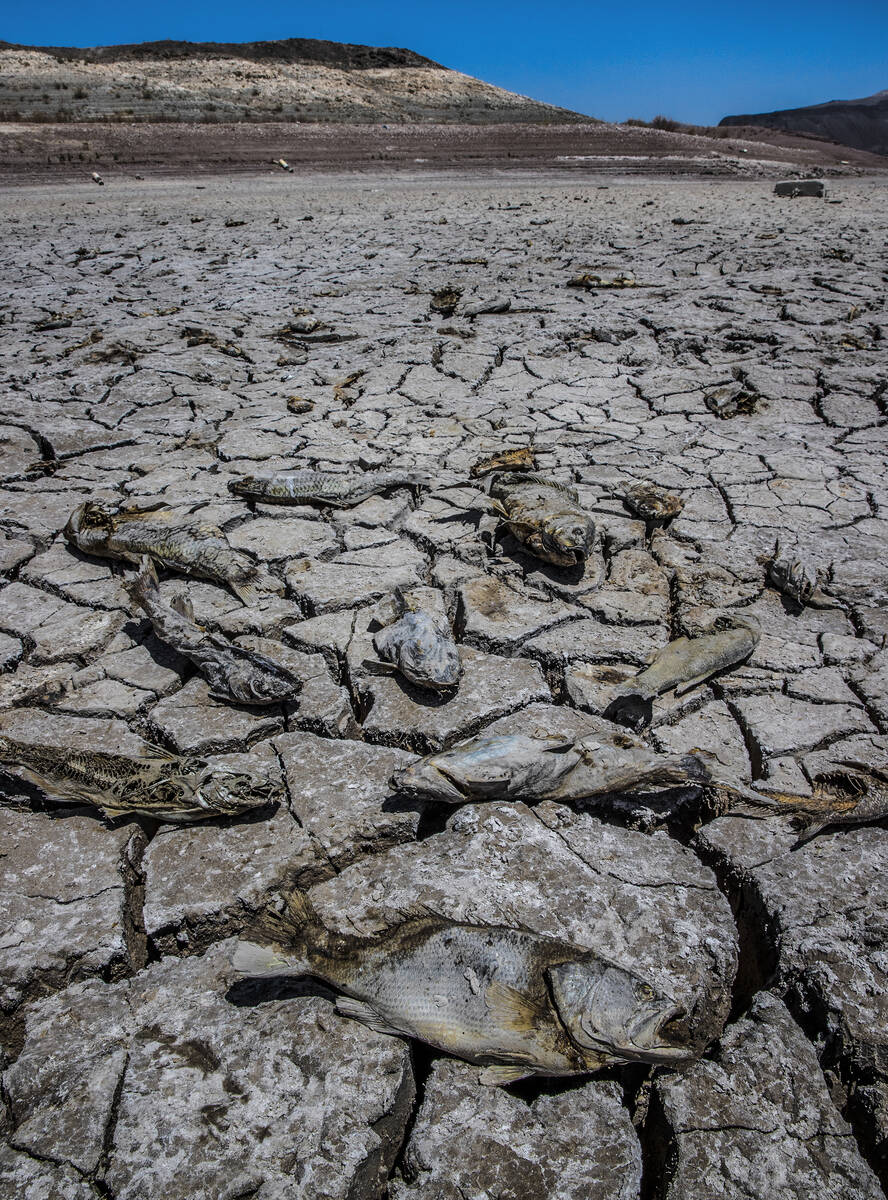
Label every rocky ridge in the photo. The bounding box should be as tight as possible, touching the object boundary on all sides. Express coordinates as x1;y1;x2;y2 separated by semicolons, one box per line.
0;172;886;1197
0;37;586;125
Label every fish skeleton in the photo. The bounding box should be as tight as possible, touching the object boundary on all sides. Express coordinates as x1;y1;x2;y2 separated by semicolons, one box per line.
65;501;283;606
0;730;274;823
487;472;596;567
127;557;302;706
369;590;462;693
604;621;759;731
470;447;536;478
779;762;888;846
227;468;431;508
231;891;691;1084
767;542;818;607
390;731;780;813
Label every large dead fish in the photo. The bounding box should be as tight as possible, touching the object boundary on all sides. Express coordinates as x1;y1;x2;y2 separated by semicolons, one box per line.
604;621;759;731
487;472;596;567
368;590;462;693
227;468;430;508
0;730;274;823
390;730;780;814
231;891;692;1085
127;557;302;706
65;501;282;605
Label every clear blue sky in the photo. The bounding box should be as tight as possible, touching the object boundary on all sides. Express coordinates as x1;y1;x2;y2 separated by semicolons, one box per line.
4;1;887;125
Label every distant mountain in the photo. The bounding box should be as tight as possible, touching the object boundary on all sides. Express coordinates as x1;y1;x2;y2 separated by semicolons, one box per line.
719;90;888;156
0;37;589;125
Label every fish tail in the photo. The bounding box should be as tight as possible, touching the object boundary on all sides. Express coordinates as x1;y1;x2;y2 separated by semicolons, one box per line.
124;555;159;612
239;889;328;972
230;940;307;978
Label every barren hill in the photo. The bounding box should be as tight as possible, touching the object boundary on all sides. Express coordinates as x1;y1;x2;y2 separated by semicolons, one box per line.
720;89;888;156
0;37;589;125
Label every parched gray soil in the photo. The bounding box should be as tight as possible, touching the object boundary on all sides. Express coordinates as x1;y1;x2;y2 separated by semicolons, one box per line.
0;172;887;1199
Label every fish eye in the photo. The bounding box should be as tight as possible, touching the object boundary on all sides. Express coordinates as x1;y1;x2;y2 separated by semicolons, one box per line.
639;984;655;1001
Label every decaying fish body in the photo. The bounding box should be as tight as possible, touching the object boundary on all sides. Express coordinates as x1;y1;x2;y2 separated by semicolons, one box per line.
228;468;430;508
231;892;691;1084
65;502;282;605
391;731;779;813
768;543;818;606
623;482;683;522
0;730;274;823
391;733;582;804
488;472;596;567
605;622;759;731
127;557;302;706
371;592;462;693
789;763;888;845
470;447;536;478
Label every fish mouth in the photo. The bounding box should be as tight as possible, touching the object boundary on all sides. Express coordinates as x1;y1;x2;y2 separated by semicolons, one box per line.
626;1004;691;1063
389;763;467;804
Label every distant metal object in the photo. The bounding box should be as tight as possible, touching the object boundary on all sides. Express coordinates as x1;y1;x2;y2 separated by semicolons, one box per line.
272;158;294;173
774;180;824;198
90;171;104;186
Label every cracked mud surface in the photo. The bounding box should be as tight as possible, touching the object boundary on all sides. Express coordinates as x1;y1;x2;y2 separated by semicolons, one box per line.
0;172;886;1198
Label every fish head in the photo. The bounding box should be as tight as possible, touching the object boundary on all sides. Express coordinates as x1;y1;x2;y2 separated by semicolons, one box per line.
548;959;691;1065
389;756;468;803
536;514;596;566
190;761;276;816
394;624;463;693
65;501;114;550
769;554;817;604
221;663;302;707
228;476;260;498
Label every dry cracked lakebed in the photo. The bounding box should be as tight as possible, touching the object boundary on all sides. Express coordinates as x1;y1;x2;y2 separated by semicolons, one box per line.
0;172;887;1198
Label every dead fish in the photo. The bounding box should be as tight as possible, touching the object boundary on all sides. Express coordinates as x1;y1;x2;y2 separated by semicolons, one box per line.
566;273;638;290
430;285;463;316
792;763;888;846
228;468;431;508
0;730;273;823
704;384;757;419
623;482;683;522
127;557;302;706
391;733;582;804
286;396;314;414
470;447;536;478
231;892;691;1084
488;472;596;567
767;542;818;606
604;621;759;731
369;590;462;693
391;731;780;814
65;501;283;606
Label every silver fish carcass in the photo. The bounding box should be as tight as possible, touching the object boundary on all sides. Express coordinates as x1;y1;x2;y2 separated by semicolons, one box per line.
391;730;779;814
604;621;760;731
127;557;302;706
65;501;283;605
231;891;691;1085
369;590;462;693
486;472;596;567
227;468;430;508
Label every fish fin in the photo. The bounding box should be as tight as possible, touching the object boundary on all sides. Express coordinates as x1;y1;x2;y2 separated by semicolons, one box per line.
362;657;397;674
170;592;195;623
485;979;548;1034
792;821;828;848
247;889;323;950
230;939;302;977
673;671;713;697
542;740;576;755
335;997;410;1038
478;1064;534;1087
124;555;160;609
231;571;285;606
488;498;510;519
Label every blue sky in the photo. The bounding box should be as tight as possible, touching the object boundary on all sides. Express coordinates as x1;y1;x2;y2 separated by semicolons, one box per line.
5;1;887;125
